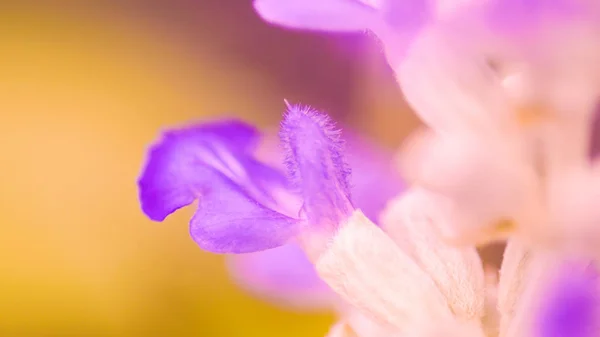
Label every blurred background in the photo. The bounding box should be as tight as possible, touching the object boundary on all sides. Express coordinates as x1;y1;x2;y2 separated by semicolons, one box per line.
0;1;422;336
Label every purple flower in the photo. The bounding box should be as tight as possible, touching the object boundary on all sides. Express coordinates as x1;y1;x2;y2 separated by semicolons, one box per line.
138;106;402;251
228;126;404;310
137;106;404;309
537;263;599;337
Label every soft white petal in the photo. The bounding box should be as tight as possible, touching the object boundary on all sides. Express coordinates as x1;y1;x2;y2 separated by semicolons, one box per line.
314;209;454;331
496;240;584;337
381;188;486;320
545;165;600;251
395;25;513;138
399;128;538;244
497;238;533;336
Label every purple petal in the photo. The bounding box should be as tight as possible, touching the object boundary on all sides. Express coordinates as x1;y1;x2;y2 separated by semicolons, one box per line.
484;0;588;33
189;175;300;253
256;129;403;224
280;104;353;225
345;134;404;223
224;129;401;308
138;120;300;253
537;263;599;337
253;0;377;32
381;0;430;31
371;0;433;70
139;120;262;221
227;244;335;310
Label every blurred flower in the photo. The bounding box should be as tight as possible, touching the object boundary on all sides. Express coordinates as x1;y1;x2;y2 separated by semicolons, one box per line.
247;108;600;336
253;0;600;250
536;262;599;337
395;0;600;247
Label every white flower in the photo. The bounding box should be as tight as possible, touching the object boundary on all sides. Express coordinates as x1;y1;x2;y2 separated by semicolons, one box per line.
309;188;594;337
395;2;600;247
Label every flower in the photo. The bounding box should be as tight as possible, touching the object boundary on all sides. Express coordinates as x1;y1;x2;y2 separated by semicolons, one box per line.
138;2;600;335
138;105;600;336
311;185;600;337
137;107;403;311
226;127;404;310
253;0;600;249
395;0;600;247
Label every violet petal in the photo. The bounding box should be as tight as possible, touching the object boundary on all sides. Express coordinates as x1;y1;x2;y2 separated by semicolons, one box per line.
280;104;353;225
253;0;377;32
537;264;598;337
382;0;430;31
345;134;404;223
227;244;334;310
225;130;402;308
189;175;300;253
484;0;587;33
138;120;262;221
138;120;300;253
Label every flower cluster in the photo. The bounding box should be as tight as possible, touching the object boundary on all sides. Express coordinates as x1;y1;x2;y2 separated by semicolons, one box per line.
137;0;600;336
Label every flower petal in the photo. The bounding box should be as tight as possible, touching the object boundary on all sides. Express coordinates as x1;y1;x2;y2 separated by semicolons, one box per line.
138;120;301;253
280;104;353;226
545;166;600;251
537;263;599;337
138;120;263;221
189;174;300;253
497;238;534;336
399;128;539;245
496;245;595;337
381;188;485;321
396;25;513;137
344;134;404;222
224;132;402;309
381;0;430;31
484;0;588;33
259;129;402;224
226;244;334;310
315;209;455;332
253;0;377;32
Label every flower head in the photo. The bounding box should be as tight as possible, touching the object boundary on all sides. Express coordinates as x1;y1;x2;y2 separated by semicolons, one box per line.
137;106;405;312
138;1;600;334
